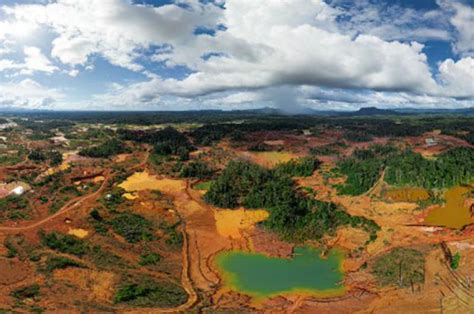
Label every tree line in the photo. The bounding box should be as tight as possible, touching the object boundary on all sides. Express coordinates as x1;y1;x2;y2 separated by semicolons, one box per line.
385;147;474;189
335;145;474;195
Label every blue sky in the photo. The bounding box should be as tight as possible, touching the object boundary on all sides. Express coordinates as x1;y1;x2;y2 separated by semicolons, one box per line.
0;0;472;110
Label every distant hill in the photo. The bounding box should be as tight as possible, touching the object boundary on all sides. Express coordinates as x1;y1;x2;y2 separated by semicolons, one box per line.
299;106;474;116
342;107;401;116
393;107;474;115
1;106;473;116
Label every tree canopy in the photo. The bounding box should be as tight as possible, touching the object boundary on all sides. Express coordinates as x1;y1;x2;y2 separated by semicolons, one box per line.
205;160;379;242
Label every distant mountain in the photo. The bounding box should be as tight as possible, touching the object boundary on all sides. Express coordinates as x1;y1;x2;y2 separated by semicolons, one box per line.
344;106;401;116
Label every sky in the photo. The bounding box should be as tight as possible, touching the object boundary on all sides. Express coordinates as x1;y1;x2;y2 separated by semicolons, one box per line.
0;0;473;111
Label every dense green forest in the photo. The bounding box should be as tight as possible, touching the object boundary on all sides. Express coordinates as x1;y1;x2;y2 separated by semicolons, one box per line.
3;111;474;146
385;147;474;188
119;127;194;159
205;160;379;242
334;145;398;195
440;121;474;145
335;145;473;195
79;139;128;158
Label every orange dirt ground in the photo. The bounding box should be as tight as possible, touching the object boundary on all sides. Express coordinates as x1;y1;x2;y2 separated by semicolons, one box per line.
1;132;473;312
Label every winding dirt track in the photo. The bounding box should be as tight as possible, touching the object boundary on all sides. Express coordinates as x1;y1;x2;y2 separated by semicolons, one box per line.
121;180;199;314
364;168;386;197
0;171;110;233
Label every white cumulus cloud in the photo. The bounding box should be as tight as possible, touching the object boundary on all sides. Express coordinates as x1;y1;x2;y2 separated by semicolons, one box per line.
0;79;64;108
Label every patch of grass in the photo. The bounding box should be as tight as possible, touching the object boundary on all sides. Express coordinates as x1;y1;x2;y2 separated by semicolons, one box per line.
371;247;425;288
114;279;187;307
194;181;212;191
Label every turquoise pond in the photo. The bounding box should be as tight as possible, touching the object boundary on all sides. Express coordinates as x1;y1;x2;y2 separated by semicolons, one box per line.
215;246;345;298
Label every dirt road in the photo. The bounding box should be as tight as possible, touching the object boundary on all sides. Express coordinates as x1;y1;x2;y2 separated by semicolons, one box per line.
0;171;109;233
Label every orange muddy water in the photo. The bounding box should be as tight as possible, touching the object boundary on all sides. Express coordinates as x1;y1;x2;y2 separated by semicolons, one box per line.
424;186;473;229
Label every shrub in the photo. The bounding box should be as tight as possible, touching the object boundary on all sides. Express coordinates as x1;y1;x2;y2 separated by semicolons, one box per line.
139;252;161;266
179;161;213;179
49;151;63;166
0;195;30;221
11;284;40;300
89;246;129;269
28;149;46;162
110;213;154;243
114;280;187;307
45;256;83;272
39;231;88;256
451;252;461;269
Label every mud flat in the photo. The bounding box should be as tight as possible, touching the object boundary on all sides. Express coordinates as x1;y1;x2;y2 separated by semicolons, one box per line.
215;246;345;299
118;171;185;194
424;186;473;229
384;187;430;202
214;209;269;239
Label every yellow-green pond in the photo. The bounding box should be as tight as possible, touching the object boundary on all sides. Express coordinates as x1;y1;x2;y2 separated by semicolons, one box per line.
215;246;345;299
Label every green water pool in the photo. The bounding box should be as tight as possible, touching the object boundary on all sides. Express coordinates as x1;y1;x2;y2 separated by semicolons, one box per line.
215;246;345;298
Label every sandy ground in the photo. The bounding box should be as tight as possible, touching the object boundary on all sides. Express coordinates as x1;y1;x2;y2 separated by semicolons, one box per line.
67;228;89;238
214;208;269;239
118;171;185;193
